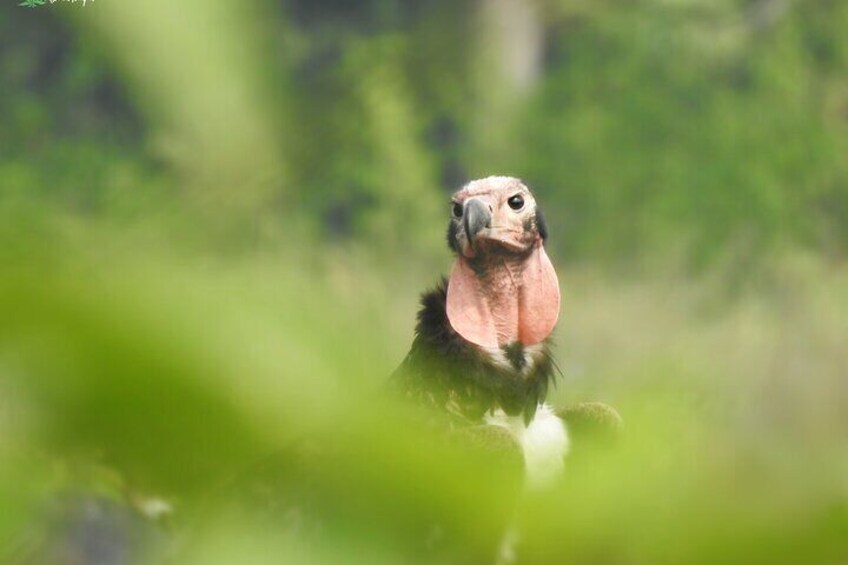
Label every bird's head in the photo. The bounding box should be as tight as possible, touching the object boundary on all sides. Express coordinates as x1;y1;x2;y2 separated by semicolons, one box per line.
447;176;547;262
445;177;560;349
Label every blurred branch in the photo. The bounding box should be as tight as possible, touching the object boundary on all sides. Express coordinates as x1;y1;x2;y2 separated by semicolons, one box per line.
746;0;793;33
478;0;544;94
469;0;545;170
77;0;288;221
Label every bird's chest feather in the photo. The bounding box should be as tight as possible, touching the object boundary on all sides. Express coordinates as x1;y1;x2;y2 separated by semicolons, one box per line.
485;404;569;489
482;341;547;377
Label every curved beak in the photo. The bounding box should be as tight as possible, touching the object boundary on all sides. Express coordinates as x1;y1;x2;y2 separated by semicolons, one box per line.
463;198;491;247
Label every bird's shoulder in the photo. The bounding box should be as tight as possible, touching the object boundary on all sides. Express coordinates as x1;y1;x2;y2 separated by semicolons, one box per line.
393;279;482;378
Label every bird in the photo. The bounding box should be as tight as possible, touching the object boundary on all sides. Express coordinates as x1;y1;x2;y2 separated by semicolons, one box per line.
393;176;568;488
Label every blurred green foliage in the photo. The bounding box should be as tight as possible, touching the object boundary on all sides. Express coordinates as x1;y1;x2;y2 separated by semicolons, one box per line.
0;0;847;563
3;0;848;263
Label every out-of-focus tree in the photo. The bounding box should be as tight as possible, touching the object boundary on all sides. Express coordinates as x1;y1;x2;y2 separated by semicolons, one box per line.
79;0;288;225
513;0;848;266
2;0;848;262
466;0;545;171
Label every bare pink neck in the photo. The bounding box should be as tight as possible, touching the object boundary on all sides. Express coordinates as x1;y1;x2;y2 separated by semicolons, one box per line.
465;257;526;348
447;240;560;350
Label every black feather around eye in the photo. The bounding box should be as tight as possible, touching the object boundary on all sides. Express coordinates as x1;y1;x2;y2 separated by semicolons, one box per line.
535;208;548;240
446;221;459;252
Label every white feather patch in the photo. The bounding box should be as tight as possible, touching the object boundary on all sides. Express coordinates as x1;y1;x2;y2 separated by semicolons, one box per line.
485;403;569;489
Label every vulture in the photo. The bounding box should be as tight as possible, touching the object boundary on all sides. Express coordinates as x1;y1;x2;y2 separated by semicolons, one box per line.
394;176;569;487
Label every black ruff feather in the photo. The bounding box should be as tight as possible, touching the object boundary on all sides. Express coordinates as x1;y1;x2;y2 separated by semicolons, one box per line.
392;279;556;424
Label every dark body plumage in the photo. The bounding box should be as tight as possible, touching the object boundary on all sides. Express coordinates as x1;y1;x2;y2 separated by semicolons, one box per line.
393;279;556;424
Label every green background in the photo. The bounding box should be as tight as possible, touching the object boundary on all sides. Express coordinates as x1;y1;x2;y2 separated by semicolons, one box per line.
1;1;846;562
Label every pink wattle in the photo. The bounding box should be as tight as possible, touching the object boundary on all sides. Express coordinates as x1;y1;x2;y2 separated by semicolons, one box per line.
445;243;560;349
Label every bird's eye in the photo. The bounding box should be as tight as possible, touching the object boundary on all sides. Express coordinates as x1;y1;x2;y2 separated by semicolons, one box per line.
507;194;524;211
452;202;463;218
